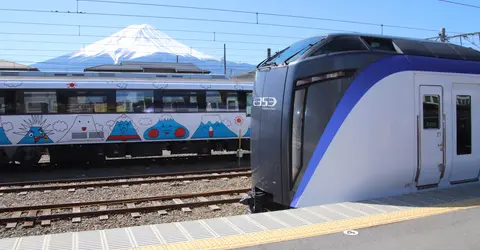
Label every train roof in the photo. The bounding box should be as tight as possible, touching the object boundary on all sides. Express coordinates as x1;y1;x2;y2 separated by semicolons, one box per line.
0;70;257;83
320;33;480;61
261;32;480;67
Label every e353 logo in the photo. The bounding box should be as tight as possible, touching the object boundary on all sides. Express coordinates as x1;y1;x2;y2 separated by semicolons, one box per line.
253;97;277;108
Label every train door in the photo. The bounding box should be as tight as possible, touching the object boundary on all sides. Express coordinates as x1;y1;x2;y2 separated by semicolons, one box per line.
449;83;478;184
416;85;445;187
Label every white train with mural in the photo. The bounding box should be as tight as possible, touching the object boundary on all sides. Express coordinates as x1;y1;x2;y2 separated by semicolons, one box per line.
0;71;253;167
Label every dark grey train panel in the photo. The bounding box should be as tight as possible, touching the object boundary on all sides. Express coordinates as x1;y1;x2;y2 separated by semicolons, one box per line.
251;66;289;204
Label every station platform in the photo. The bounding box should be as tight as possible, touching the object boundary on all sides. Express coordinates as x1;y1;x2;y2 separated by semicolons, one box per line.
2;183;480;250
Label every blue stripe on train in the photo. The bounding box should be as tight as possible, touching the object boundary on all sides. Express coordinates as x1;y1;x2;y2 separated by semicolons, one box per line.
291;55;480;207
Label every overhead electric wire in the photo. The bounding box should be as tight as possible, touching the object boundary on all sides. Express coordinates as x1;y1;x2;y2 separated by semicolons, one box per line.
78;0;464;33
0;31;289;46
437;0;480;9
0;39;271;52
0;48;261;56
0;8;361;33
0;20;304;40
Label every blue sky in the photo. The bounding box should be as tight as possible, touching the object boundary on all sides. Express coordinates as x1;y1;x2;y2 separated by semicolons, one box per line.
0;0;477;67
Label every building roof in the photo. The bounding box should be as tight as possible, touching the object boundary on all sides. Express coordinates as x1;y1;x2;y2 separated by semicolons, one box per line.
231;70;256;81
84;62;211;74
0;60;39;71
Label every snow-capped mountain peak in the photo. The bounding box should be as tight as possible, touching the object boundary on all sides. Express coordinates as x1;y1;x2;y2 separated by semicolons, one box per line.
70;24;217;63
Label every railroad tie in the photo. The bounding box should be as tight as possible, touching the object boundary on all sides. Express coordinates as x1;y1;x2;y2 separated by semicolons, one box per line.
99;205;108;220
197;197;221;211
5;211;22;229
87;187;94;191
23;210;37;228
68;188;76;193
173;198;191;212
152;201;168;215
18;191;27;196
126;203;141;218
72;207;81;223
41;209;51;226
220;195;230;200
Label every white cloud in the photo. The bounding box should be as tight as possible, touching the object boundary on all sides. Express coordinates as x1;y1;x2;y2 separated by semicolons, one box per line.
139;117;153;126
53;121;68;132
96;123;104;131
2;122;13;132
3;81;23;88
106;120;115;129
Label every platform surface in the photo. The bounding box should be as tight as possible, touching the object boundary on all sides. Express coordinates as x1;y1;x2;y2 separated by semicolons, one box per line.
237;204;480;250
2;183;480;250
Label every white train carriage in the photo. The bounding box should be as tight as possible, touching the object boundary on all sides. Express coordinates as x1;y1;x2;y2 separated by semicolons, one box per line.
245;33;480;212
0;71;253;167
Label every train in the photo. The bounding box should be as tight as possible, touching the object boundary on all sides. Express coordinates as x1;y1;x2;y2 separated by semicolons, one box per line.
243;33;480;213
0;71;253;167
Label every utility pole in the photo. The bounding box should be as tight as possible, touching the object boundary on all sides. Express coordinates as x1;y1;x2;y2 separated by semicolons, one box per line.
223;44;227;75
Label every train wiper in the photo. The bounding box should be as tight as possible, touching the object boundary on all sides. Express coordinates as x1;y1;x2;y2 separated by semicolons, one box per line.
283;43;315;65
258;47;289;68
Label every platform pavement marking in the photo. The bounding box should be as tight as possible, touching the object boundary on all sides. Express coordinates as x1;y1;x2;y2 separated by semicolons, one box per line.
129;197;480;250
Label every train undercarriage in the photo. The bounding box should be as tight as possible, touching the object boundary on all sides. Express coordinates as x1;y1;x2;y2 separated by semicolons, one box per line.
0;139;250;169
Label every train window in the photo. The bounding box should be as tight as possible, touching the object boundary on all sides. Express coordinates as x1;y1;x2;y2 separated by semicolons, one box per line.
291;88;306;185
423;94;440;129
0;93;5;114
161;91;198;112
263;36;326;66
361;37;397;52
22;91;57;114
456;95;471;155
246;92;252;117
206;91;239;112
311;37;368;56
116;90;154;113
57;90;110;113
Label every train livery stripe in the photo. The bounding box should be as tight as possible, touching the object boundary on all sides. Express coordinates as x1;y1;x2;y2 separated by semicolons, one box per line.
291;55;480;207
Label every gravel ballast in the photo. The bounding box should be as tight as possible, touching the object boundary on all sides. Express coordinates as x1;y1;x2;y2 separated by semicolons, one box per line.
0;203;248;238
0;177;251;207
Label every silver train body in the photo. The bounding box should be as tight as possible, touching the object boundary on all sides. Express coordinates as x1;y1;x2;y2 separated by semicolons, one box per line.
246;33;480;212
0;71;253;167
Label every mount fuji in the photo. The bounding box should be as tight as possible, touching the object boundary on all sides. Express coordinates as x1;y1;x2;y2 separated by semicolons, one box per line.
32;24;255;75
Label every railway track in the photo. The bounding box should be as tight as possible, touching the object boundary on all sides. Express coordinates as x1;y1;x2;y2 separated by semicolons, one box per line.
0;168;251;193
0;188;250;228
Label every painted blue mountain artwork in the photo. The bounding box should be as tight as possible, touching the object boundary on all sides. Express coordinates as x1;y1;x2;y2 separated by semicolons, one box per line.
243;127;251;137
0;127;11;145
106;115;141;142
192;115;237;139
15;115;54;144
144;116;189;140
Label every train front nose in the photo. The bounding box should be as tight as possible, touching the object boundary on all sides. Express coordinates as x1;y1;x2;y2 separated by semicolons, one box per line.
248;67;289;212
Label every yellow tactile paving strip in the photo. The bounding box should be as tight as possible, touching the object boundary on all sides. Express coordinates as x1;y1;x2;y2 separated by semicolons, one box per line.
130;197;480;250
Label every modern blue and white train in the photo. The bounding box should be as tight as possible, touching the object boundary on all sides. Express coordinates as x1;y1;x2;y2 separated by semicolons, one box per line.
244;33;480;212
0;71;253;167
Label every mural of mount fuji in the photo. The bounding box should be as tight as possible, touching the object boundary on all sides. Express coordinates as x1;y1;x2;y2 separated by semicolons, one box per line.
192;115;237;139
32;24;255;75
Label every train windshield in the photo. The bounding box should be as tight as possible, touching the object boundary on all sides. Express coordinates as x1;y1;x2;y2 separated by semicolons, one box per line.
261;36;326;67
